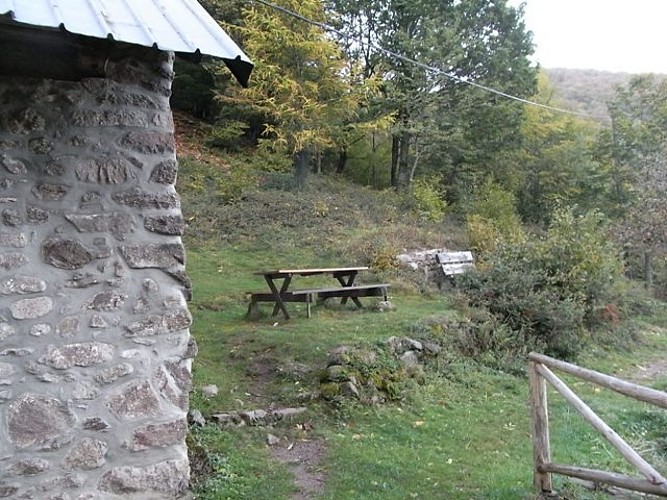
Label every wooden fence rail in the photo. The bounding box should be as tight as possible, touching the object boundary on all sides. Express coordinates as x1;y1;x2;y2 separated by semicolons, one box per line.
528;352;667;497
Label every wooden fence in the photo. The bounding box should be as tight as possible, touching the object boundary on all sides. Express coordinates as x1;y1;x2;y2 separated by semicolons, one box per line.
528;352;667;496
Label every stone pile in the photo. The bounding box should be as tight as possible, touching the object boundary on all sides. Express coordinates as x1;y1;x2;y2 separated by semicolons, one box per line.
320;337;442;404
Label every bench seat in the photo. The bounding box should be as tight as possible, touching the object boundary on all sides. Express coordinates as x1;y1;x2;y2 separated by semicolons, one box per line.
292;283;390;298
246;284;391;318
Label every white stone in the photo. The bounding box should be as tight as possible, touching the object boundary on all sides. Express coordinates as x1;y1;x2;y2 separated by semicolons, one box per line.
10;297;53;319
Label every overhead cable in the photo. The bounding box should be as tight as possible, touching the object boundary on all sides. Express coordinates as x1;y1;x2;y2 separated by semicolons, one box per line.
248;0;610;121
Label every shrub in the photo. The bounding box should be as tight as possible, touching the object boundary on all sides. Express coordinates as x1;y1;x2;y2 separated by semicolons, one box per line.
408;177;447;222
464;180;524;258
457;207;626;359
466;213;502;257
457;253;586;359
205;121;249;151
537;208;624;321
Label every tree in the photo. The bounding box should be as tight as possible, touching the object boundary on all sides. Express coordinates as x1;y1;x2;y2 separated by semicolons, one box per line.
605;75;667;194
328;0;537;193
512;73;612;224
603;75;667;288
223;0;375;187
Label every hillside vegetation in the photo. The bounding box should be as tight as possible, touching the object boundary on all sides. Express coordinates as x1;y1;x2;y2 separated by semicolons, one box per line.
178;119;667;500
544;68;634;120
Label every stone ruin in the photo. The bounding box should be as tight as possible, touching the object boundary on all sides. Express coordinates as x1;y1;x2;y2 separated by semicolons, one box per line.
0;47;196;498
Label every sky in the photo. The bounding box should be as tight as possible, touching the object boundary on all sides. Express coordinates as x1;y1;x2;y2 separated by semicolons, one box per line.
507;0;667;74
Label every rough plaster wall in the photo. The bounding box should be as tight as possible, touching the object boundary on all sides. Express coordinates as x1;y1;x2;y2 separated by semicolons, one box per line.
0;48;195;499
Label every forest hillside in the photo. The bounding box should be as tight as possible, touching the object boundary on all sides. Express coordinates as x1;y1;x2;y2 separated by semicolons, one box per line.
545;68;665;120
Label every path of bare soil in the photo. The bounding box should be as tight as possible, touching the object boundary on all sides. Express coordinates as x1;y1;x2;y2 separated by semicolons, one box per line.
270;439;327;500
245;355;327;500
627;359;667;384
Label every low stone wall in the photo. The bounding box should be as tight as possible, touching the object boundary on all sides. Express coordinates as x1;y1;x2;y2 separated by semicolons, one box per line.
396;248;447;286
0;47;194;498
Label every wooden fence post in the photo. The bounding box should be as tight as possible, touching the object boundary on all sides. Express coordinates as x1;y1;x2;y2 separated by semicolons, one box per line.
529;360;553;493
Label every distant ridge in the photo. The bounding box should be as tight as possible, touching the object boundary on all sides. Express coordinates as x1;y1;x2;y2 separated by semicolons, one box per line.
542;68;663;123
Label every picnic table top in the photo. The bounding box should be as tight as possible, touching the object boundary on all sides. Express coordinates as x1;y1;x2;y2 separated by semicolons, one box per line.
255;266;369;276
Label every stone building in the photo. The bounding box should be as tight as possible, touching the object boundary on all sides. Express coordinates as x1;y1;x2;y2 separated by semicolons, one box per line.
0;2;251;498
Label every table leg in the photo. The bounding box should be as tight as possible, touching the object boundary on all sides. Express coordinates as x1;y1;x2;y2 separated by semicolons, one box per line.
335;272;363;308
266;275;292;319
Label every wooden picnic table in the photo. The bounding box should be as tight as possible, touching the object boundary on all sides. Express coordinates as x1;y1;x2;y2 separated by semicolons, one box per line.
247;266;390;319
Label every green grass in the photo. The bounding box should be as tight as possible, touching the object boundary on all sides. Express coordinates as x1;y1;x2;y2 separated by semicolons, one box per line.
186;240;667;499
178;165;667;500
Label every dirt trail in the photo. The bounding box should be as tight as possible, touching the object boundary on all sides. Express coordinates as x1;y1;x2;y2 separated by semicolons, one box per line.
270;439;326;500
626;358;667;384
245;355;327;500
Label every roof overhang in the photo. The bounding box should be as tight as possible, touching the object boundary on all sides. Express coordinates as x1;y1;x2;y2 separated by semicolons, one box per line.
0;0;252;86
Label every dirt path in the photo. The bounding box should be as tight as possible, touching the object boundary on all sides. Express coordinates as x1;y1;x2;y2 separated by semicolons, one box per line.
626;358;667;384
245;355;327;499
270;439;327;500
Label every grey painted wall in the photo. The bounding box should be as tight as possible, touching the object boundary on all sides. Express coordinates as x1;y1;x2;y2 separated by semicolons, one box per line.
0;47;195;499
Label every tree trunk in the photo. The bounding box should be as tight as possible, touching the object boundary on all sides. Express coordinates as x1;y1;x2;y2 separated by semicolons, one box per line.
370;132;377;188
391;135;399;188
335;148;348;174
396;132;411;191
294;148;310;189
409;140;420;182
644;249;653;289
316;149;322;175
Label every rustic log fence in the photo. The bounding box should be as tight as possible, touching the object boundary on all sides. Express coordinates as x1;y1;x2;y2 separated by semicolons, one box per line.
528;352;667;496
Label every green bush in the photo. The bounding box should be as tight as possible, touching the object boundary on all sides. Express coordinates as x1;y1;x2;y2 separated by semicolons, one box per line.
408;177;447;222
457;208;626;359
464;180;524;258
205;121;249;151
178;156;258;205
457;254;586;359
537;208;624;320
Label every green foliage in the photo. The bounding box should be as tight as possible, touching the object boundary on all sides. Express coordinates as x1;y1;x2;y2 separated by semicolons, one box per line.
339;132;393;189
407;176;447;222
603;75;667;289
458;208;625;359
178;156;258;204
205;120;249;151
464;181;524;257
512;72;613;225
458;253;587;359
465;213;501;256
171;59;219;120
328;0;537;190
224;0;377;166
541;208;624;316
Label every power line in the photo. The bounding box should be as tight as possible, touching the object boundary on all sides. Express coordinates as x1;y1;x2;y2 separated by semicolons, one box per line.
248;0;610;121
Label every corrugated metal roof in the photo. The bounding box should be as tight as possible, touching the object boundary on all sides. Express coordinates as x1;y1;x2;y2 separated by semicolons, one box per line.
0;0;252;86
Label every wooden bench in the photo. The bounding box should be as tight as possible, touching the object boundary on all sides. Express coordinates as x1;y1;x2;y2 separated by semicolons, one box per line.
292;283;391;318
436;251;474;278
247;283;390;319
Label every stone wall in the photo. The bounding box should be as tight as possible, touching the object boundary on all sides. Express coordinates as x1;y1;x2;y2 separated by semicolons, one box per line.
0;47;194;499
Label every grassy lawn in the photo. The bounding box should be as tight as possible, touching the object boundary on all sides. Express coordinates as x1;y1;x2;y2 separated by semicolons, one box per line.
186;242;667;500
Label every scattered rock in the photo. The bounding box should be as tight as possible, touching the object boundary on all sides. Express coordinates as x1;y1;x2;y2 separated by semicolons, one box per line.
400;350;421;368
373;300;396;312
340;381;360;399
188;409;206;427
211;407;308;427
267;434;281;446
201;384;218;398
